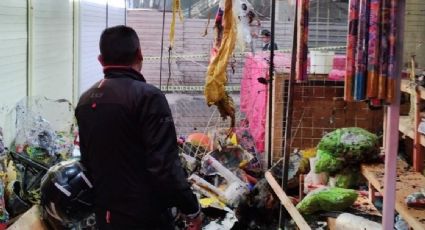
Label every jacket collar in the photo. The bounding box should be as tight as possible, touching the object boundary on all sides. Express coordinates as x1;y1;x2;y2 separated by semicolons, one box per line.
103;66;146;82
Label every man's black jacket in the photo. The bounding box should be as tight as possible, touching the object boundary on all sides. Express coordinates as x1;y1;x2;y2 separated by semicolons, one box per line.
75;67;199;226
262;42;278;51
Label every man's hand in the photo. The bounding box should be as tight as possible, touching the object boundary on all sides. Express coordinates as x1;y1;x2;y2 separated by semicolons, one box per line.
186;213;202;230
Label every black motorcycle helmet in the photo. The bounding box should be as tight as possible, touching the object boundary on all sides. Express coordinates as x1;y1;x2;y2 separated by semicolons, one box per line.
40;159;94;224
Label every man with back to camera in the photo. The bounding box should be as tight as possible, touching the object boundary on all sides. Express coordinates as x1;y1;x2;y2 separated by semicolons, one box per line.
261;29;278;51
75;25;202;230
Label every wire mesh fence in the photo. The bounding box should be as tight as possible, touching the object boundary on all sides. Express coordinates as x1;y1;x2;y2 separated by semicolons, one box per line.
126;2;386;164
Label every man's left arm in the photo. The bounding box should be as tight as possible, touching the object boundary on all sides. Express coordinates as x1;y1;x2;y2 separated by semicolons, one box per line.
139;90;200;216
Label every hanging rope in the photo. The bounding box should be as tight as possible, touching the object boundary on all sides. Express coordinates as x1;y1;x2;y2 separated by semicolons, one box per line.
166;46;172;92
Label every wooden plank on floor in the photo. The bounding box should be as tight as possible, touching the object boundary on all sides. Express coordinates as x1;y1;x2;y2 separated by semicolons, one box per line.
8;205;47;230
361;160;425;229
265;171;312;230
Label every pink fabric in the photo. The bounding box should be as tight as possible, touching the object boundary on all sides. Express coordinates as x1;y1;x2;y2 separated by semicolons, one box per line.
328;69;345;81
240;52;346;152
328;55;346;80
240;53;269;152
240;52;294;152
333;55;346;70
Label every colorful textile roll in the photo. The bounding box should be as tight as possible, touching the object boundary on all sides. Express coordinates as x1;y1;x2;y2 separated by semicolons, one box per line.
377;0;391;99
345;0;360;101
354;0;370;101
386;0;397;103
296;0;309;83
366;0;381;98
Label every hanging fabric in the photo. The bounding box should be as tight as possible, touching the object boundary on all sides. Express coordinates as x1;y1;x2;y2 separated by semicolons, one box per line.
345;0;360;101
353;0;370;100
377;0;391;99
204;0;237;127
169;0;183;49
366;0;381;98
344;0;399;104
385;0;398;103
295;0;309;83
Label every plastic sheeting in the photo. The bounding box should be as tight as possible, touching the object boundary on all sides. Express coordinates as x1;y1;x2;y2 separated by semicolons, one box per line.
9;97;75;159
3;97;75;212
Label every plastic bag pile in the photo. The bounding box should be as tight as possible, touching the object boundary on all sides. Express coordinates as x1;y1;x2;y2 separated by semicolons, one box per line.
313;127;379;189
297;127;380;215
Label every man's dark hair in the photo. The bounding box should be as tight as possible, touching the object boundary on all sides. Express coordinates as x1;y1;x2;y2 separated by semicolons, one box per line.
99;25;140;65
261;29;271;37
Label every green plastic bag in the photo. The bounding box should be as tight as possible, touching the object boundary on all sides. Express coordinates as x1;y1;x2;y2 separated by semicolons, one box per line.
315;149;344;174
317;127;379;161
296;187;358;215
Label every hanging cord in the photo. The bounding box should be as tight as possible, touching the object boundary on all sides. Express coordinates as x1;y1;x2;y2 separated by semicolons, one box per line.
159;0;167;90
166;46;173;92
279;0;299;227
290;109;305;147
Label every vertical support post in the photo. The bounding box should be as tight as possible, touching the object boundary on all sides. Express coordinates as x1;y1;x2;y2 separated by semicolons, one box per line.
26;0;33;98
159;0;167;89
267;0;277;169
412;56;423;172
282;0;298;190
414;86;423;171
106;0;109;27
72;0;80;106
315;0;319;47
382;108;387;152
382;0;405;229
368;182;376;203
124;0;127;25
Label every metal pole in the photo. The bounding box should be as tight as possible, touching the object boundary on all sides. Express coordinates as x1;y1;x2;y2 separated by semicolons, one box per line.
106;0;109;27
27;0;33;98
382;0;405;229
267;0;277;169
282;0;298;190
316;0;319;47
159;0;167;89
72;0;80;105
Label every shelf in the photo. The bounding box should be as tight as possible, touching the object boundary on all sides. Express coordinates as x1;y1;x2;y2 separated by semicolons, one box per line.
401;79;425;100
399;116;425;147
361;160;425;230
